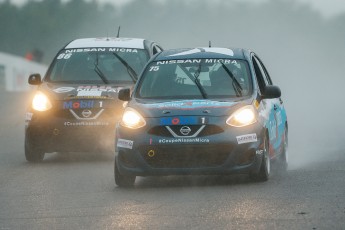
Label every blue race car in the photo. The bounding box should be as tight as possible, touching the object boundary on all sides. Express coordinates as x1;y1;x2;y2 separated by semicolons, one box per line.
115;47;288;186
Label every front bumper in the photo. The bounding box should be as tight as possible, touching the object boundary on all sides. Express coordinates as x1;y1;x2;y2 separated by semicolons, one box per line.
116;123;266;176
25;112;117;153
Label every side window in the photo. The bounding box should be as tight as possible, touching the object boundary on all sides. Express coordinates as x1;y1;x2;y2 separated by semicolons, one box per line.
252;56;266;93
256;57;273;85
152;45;162;55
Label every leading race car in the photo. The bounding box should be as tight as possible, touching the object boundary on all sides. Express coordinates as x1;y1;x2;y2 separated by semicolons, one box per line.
25;37;163;162
115;47;288;186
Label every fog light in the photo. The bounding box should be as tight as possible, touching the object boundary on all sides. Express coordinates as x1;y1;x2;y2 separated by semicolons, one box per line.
147;150;155;157
53;128;59;135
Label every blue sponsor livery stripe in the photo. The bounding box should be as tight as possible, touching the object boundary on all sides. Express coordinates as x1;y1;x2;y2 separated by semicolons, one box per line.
160;116;198;125
146;100;235;110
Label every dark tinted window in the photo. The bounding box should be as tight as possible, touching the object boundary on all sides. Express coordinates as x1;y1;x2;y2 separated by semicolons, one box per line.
252;56;267;93
47;48;149;83
153;45;163;55
255;56;273;85
137;59;252;99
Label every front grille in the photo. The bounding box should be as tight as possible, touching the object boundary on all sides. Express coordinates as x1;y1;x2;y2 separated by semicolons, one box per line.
148;126;172;137
198;125;224;136
139;144;232;168
167;125;203;136
148;125;224;137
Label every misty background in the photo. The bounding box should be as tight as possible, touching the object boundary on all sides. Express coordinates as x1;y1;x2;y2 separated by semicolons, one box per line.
1;0;344;168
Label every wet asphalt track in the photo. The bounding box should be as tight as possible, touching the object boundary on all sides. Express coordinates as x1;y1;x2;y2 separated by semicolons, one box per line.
1;92;345;229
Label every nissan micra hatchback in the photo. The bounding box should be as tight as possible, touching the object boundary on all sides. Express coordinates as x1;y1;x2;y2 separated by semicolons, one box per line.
115;47;288;186
25;37;163;162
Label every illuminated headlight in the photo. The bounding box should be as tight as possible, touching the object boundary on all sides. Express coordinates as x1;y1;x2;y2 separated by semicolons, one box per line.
226;105;257;127
32;91;52;111
121;107;146;129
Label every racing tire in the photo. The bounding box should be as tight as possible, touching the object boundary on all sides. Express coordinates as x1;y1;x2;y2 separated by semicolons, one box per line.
24;136;45;162
250;133;270;182
114;159;136;187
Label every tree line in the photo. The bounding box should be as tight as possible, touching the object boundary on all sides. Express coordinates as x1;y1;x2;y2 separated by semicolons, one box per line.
0;0;344;82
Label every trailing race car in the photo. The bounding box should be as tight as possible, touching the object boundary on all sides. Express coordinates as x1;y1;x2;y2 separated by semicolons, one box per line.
25;37;163;162
115;47;288;186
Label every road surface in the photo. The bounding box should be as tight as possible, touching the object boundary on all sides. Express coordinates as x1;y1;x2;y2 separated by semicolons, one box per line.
1;92;345;229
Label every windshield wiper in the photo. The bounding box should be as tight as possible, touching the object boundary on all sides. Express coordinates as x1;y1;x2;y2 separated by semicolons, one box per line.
220;62;242;97
94;65;109;84
91;53;109;84
192;63;208;99
112;52;137;83
179;63;208;99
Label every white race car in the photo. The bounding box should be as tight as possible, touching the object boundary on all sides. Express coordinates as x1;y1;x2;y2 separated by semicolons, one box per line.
25;37;163;162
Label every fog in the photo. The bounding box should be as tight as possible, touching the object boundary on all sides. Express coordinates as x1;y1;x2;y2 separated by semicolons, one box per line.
2;0;345;169
117;0;345;169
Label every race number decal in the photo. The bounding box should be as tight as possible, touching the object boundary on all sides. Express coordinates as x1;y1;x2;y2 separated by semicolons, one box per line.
57;53;72;60
149;66;159;71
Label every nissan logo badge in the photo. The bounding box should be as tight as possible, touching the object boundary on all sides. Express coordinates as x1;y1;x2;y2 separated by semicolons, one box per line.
81;109;92;118
180;126;191;136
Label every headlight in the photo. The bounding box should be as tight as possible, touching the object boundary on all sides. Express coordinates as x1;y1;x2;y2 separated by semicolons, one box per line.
120;107;146;129
32;91;52;111
226;105;257;127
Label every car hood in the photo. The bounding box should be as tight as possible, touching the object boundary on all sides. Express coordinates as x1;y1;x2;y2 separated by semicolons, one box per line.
129;98;253;117
38;82;132;100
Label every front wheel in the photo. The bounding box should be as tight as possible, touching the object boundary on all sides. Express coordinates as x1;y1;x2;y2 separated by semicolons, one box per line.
250;134;270;182
114;159;136;187
25;136;45;162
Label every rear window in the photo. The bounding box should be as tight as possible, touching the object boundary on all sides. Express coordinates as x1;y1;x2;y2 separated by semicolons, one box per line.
46;47;149;84
136;58;252;99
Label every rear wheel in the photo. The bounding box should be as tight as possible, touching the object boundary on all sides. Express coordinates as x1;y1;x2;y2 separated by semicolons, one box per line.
25;135;45;162
250;133;270;182
114;159;136;187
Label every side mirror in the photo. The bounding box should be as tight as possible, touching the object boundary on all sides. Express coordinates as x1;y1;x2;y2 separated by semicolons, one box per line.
118;88;131;101
28;73;42;85
262;85;281;99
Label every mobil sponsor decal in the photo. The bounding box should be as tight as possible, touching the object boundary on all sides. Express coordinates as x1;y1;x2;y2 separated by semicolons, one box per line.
63;100;94;109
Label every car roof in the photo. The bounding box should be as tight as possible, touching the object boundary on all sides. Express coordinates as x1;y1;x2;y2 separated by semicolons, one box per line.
64;37;147;49
154;47;248;60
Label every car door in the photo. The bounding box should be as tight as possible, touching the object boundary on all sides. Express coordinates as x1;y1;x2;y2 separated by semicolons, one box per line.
252;55;284;156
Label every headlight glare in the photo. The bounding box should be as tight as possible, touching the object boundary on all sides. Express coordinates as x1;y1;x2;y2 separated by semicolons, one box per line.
32;91;52;111
226;105;257;127
121;107;146;129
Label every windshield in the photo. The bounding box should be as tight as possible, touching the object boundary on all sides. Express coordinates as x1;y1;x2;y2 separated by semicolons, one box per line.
136;59;252;99
46;47;149;84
